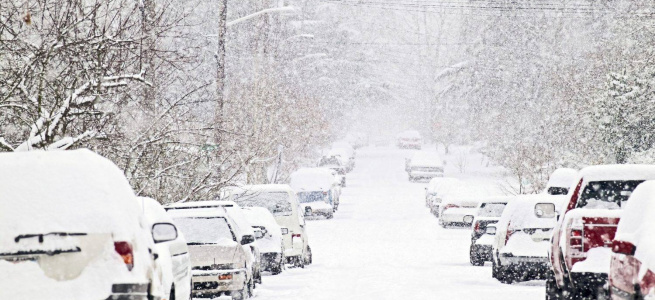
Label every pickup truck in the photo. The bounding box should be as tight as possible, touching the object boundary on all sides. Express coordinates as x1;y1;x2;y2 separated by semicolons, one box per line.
546;165;655;300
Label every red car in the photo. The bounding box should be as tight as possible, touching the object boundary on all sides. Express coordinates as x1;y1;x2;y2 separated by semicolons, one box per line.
609;180;655;299
546;165;655;300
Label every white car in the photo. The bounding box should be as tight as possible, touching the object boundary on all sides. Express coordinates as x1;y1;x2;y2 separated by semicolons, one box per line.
438;195;479;227
544;168;578;195
241;207;285;274
408;151;445;182
491;194;567;283
0;150;159;300
397;130;423;149
167;208;254;299
328;147;355;172
291;168;341;217
140;197;192;300
225;184;312;268
166;201;262;287
425;177;462;216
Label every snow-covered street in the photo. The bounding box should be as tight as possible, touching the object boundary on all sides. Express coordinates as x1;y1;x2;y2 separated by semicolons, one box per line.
255;146;544;299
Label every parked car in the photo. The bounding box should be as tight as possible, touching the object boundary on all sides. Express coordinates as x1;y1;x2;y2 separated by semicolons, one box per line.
318;155;347;176
469;197;514;266
225;184;312;268
167;208;254;299
492;195;567;283
241;207;285;275
290;168;341;217
407;151;445;182
328;147;355;172
547;165;655;300
425;177;462;213
166;201;262;287
397;130;423;149
0;150;159;300
544;168;578;195
332;141;356;161
609;180;655;299
140;197;192;300
438;195;479;227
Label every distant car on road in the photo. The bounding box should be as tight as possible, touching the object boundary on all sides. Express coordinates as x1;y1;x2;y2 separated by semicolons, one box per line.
328;147;355;172
318;155;348;176
609;180;655;300
407;151;445;182
291;168;341;217
438;195;479;228
492;195;566;284
425;177;462;217
469;197;513;266
397;130;423;149
0;150;160;300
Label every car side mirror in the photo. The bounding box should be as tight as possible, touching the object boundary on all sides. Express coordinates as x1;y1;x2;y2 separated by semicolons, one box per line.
254;230;263;240
304;207;313;217
486;226;497;235
281;228;289;235
535;203;556;218
241;235;255;245
152;223;178;243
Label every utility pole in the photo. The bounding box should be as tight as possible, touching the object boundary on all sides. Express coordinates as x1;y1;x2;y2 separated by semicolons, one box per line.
216;0;228;152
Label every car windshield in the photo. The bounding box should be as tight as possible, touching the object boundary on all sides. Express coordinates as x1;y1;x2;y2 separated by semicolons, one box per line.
319;157;341;167
297;191;326;203
477;203;506;217
233;191;293;216
173;217;236;245
576;180;643;209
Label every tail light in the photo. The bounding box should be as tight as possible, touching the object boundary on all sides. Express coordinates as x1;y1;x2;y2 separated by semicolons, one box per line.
640;269;655;297
292;233;301;238
612;240;636;256
474;222;482;235
114;241;134;271
443;204;459;212
323;192;328;196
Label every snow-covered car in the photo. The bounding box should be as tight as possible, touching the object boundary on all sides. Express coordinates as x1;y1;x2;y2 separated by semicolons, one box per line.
609;180;655;299
397;130;423;149
225;185;312;268
0;150;159;300
141;197;192;300
425;177;462;216
166;201;262;287
492;195;567;283
241;207;285;275
291;168;341;217
318;155;347;175
544;168;578;195
469;197;513;266
438;195;479;227
547;165;655;299
328;147;355;172
332;141;356;161
167;208;253;300
407;151;445;182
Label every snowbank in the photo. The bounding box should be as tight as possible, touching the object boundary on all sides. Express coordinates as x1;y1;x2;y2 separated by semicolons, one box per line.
571;247;612;274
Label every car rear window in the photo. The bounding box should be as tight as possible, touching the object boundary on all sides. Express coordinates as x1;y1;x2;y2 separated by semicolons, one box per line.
477;203;506;217
297;191;327;203
173;217;236;245
233;191;293;216
576;180;644;209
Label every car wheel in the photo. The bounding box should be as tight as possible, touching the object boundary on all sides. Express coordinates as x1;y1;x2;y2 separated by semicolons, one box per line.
545;271;562;300
469;246;484;266
294;255;305;268
305;246;313;265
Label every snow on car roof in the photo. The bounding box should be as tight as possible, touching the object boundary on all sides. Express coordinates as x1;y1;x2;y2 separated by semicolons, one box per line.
579;164;655;182
166;207;230;219
290;167;335;191
166;200;238;209
428;177;461;192
615;180;655;273
0;149;142;244
498;195;567;230
140;197;175;225
241;207;281;233
546;168;578;188
410;151;443;167
476;196;516;206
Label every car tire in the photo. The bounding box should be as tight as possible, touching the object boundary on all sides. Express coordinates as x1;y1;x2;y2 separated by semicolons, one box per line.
469;246;484;266
305;246;313;265
545;271;562;300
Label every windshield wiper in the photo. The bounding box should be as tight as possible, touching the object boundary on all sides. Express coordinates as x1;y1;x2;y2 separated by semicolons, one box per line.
0;247;82;257
187;242;218;245
15;232;87;243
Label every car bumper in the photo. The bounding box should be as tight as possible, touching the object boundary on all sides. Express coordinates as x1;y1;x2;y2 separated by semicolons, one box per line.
471;244;493;261
440;214;473;224
105;283;151;300
570;272;608;295
191;269;247;295
499;254;549;270
409;171;443;178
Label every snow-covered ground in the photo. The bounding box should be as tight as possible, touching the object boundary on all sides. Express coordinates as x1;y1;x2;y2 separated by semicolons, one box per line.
253;146;545;299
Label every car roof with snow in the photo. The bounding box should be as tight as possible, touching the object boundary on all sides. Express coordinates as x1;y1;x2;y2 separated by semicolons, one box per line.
0;149;142;242
578;164;655;182
428;177;462;192
546;168;578;188
290;167;335;191
498;194;568;229
241;207;281;233
165;200;238;210
476;196;515;206
140;197;175;225
166;206;231;219
410;151;443;167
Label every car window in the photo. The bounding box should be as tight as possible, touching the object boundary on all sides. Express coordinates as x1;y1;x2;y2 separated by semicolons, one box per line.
477;203;506;217
233;191;293;216
173;217;236;245
297;191;328;204
576;180;643;209
547;187;568;195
